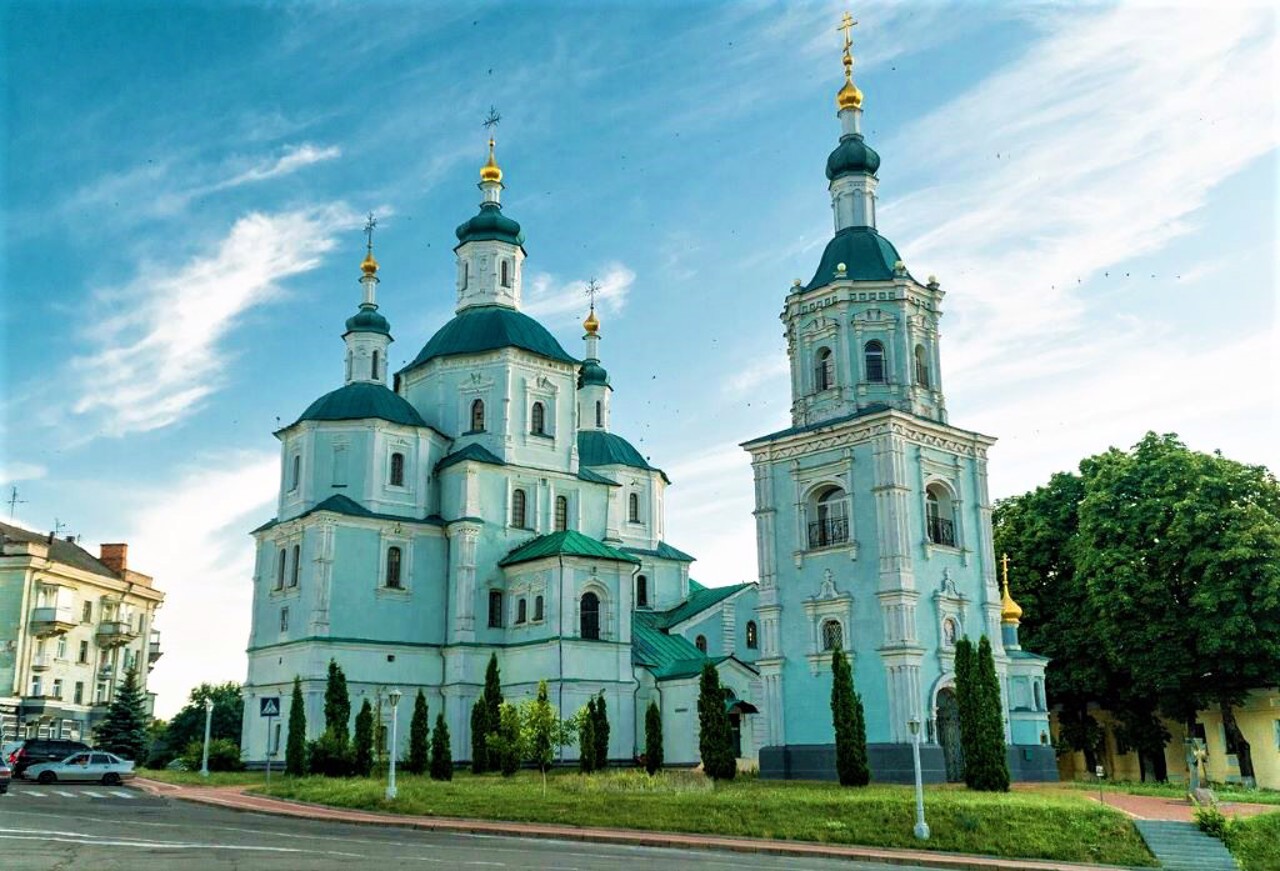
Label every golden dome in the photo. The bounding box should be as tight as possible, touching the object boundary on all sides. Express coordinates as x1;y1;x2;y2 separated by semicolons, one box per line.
361;250;379;275
836;78;863;111
583;307;600;334
480;137;503;183
1001;571;1023;624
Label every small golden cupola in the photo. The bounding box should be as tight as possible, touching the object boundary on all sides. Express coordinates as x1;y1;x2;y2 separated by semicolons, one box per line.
1000;553;1023;624
835;11;863;111
361;249;379;276
480;137;503;184
583;306;600;335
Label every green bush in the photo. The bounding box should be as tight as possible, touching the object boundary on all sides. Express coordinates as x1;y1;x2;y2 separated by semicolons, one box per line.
1194;805;1230;841
308;729;354;777
180;738;245;772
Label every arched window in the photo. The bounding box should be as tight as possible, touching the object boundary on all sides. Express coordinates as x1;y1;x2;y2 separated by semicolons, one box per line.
276;549;286;590
1033;680;1045;711
516;598;527;624
628;492;641;523
488;590;503;628
371;350;379;380
389;452;405;487
289;544;300;588
745;620;758;650
914;344;930;388
386;546;402;589
926;483;956;547
695;634;707;653
470;399;486;432
500;259;510;288
814;347;835;391
291;454;301;491
511;488;527;528
822;619;843;651
595;400;603;428
808;486;849;548
636;574;648;608
461;260;469;289
580;592;600;640
531;401;546;435
554;495;568;532
534;595;544;622
864;340;885;383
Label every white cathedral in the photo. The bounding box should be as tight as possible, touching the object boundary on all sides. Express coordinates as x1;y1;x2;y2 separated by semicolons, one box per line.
240;25;1055;782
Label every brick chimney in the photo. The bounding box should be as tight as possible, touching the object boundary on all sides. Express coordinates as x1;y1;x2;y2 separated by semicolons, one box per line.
100;543;128;575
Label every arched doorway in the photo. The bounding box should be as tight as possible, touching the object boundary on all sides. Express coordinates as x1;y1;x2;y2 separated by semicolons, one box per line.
935;687;965;783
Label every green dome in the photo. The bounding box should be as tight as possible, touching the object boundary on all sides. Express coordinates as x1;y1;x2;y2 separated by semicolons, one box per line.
826;134;881;180
399;305;577;374
344;303;390;336
293;381;427;428
578;430;654;472
804;226;910;290
578;359;609;388
455;202;524;248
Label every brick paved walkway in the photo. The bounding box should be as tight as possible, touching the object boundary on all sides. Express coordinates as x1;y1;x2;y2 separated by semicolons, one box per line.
1091;789;1277;821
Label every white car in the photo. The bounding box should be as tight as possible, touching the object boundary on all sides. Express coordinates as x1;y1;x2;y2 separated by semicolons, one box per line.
25;751;135;785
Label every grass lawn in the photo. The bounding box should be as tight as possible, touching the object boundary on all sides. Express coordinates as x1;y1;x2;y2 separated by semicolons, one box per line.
1227;811;1280;871
139;770;269;787
254;770;1155;866
1057;779;1280;807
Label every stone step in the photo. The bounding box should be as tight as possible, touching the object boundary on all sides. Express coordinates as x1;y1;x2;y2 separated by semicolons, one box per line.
1132;819;1239;871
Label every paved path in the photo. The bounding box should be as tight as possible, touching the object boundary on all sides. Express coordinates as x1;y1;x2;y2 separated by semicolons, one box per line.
1091;791;1277;822
136;779;1145;871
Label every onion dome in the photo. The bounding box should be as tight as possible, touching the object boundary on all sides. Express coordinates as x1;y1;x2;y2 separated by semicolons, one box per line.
836;78;863;111
480;137;503;183
399;305;576;374
1001;560;1024;625
455;202;524;248
292;381;426;428
578;359;609;388
361;250;379;275
344;303;390;336
826;133;881;179
583;308;600;334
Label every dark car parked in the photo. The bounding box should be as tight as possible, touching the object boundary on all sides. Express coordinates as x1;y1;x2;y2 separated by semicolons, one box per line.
9;739;92;778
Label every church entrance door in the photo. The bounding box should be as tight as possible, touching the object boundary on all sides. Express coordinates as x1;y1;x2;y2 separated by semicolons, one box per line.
936;688;965;782
729;713;742;758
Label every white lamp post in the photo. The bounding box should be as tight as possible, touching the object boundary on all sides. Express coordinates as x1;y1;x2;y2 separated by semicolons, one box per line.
386;688;402;800
200;697;214;778
908;716;930;840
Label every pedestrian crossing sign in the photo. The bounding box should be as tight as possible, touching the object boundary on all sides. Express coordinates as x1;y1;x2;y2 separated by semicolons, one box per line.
259;697;280;717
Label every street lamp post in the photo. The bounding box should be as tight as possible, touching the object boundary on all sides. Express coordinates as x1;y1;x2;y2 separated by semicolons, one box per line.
200;697;214;778
386;688;402;801
908;716;930;840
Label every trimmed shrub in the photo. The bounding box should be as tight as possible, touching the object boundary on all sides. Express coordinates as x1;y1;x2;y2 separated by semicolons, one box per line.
644;700;663;775
406;690;429;775
181;738;245;772
430;712;453;781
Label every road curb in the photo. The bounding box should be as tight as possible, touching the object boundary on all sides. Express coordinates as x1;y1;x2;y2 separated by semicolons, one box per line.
133;779;1146;871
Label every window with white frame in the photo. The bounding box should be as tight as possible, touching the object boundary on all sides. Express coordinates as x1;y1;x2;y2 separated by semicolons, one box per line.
926;483;957;547
914;344;930;388
580;592;601;640
628;492;641;523
511;488;528;528
389;452;406;487
554;496;568;532
291;454;301;491
530;401;546;436
808;486;849;548
280;607;289;632
290;544;301;587
821;619;844;651
470;399;486;432
276;548;286;590
814;347;835;391
534;595;544;621
864;340;886;383
385;546;403;589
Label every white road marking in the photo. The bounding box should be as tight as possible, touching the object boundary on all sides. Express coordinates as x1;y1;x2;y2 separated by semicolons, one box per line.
54;790;75;797
110;790;134;798
81;790;105;798
0;827;367;856
23;790;45;797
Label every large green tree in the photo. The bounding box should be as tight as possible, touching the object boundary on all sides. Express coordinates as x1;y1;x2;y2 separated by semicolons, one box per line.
953;637;979;784
406;690;429;775
697;663;735;781
830;648;869;786
644;700;664;776
285;676;307;776
352;699;374;777
592;693;610;770
322;659;351;744
430;712;452;781
95;667;149;762
154;682;243;767
971;636;1010;792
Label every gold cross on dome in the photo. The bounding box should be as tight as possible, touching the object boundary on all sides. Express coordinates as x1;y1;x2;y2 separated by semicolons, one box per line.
838;11;857;49
1000;552;1010;587
364;212;377;251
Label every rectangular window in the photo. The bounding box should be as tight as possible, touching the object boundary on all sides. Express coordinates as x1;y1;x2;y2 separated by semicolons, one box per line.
96;682;108;704
30;676;42;697
82;601;92;623
74;681;85;705
516;598;527;624
78;640;89;664
534;595;544;622
280;607;289;633
56;636;67;659
488;591;503;628
52;678;63;699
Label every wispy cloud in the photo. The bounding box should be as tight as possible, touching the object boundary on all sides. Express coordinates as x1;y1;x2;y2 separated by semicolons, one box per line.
0;462;48;484
67;205;353;438
215;143;342;190
523;262;636;328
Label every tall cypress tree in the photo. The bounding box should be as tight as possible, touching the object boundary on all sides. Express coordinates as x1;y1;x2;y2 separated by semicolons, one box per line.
644;699;663;775
430;711;453;781
470;655;503;773
578;702;596;773
954;637;979;787
483;654;503;737
469;698;488;773
95;667;149;762
352;699;374;777
322;659;351;744
592;692;610;769
830;648;870;786
285;676;307;776
406;690;429;775
972;636;1011;791
697;663;735;780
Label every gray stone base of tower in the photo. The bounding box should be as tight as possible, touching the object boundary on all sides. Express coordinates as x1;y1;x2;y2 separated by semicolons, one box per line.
760;743;1059;783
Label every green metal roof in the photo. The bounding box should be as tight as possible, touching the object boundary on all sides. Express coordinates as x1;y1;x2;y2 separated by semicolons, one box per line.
400;306;577;374
291;382;427;429
632;614;717;680
741;404;890;446
576;468;620;486
803;226;910;291
498;530;641;568
435;443;505;473
455;202;525;248
344;303;390;336
826;133;881;180
252;494;445;534
578;360;610;388
577;431;668;482
649;582;751;629
621;541;696;563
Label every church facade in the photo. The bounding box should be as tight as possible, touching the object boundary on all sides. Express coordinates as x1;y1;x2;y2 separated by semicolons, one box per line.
239;142;762;768
742;24;1054;782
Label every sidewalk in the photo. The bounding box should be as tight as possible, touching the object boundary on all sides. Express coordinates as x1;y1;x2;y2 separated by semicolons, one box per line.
1090;790;1277;822
136;778;1143;871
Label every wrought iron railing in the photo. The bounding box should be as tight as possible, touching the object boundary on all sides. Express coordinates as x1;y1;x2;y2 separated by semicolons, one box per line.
807;517;849;549
927;516;956;547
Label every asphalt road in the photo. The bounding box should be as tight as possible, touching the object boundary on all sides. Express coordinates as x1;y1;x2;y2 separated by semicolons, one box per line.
0;780;933;870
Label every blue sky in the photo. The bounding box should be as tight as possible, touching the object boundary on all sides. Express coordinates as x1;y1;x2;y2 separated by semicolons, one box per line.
2;1;1275;718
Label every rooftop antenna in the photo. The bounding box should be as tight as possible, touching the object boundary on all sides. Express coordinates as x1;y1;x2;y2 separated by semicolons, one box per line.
53;517;71;539
6;486;26;520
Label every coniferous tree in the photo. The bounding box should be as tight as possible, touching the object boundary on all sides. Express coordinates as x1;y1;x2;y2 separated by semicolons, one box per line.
578;703;596;773
286;676;307;776
592;692;610;769
830;648;870;786
644;699;664;775
483;653;503;738
352;699;374;777
486;702;523;777
323;659;351;744
407;690;429;775
470;697;488;773
430;711;453;781
953;636;978;786
971;635;1011;791
697;663;736;780
95;667;149;762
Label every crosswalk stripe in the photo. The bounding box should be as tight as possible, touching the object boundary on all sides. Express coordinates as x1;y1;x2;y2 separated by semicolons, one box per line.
54;791;75;797
81;790;105;798
110;790;133;798
24;790;45;797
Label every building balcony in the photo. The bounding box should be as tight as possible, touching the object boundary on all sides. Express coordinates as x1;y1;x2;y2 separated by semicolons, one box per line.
30;606;76;637
30;654;52;672
96;620;138;648
148;630;163;664
807;517;849;550
927;516;956;548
